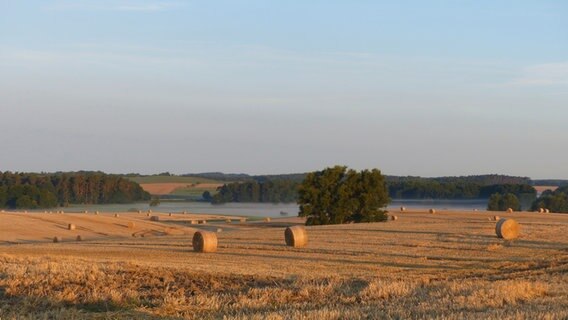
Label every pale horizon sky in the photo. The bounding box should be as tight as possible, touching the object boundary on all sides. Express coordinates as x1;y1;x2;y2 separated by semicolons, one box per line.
1;1;567;179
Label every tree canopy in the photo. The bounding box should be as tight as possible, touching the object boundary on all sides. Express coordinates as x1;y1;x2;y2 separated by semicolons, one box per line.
210;180;298;204
201;172;537;204
298;166;390;225
531;186;568;213
487;193;521;211
0;171;150;209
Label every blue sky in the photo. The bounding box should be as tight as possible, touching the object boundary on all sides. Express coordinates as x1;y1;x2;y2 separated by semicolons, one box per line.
1;0;567;178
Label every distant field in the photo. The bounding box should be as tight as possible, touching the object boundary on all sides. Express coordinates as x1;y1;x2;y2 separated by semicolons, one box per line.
139;182;222;196
169;183;221;196
1;209;567;318
128;175;223;185
533;185;559;194
128;175;225;197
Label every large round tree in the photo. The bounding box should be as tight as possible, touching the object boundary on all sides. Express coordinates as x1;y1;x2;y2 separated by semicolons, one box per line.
298;166;390;225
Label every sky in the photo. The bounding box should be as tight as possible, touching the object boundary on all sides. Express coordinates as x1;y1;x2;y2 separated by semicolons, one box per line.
1;0;567;178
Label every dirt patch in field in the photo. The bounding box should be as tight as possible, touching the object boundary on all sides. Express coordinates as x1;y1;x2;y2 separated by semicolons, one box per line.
533;186;558;194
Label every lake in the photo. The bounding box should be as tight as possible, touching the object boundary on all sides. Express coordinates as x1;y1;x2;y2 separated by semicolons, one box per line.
45;199;489;218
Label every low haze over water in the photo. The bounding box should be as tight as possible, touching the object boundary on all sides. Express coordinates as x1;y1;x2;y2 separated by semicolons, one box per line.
32;200;490;218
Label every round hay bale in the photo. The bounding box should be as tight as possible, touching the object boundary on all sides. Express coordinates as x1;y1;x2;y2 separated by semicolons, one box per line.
192;231;217;253
538;208;544;213
225;219;232;224
150;216;160;222
239;218;247;223
95;211;99;215
400;206;406;212
114;213;120;218
284;226;308;248
390;215;398;221
190;220;198;225
146;213;151;217
199;220;207;224
53;236;62;243
127;222;135;229
84;210;88;214
429;209;436;214
183;211;188;214
264;217;271;222
545;209;550;213
68;223;76;231
148;209;153;213
493;215;500;221
506;208;514;213
76;235;82;241
169;213;173;217
216;228;223;233
495;218;520;240
138;210;142;214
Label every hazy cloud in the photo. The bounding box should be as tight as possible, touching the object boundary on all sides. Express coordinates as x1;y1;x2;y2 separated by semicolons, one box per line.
47;0;182;12
509;62;568;86
0;46;203;68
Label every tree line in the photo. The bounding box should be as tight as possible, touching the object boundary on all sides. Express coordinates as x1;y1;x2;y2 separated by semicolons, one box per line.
487;193;521;211
387;177;535;200
200;169;567;215
487;186;568;213
0;171;150;209
531;186;568;213
208;179;298;204
206;177;536;204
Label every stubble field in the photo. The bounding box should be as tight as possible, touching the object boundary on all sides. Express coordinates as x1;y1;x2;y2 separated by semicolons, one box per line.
1;209;567;319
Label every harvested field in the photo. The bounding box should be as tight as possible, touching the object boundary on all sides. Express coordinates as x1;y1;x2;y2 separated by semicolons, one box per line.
1;209;567;319
139;183;191;195
0;211;247;243
140;182;224;196
533;185;559;194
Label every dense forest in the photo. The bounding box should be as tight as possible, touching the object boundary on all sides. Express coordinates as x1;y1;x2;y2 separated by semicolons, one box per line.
386;174;531;186
182;172;254;182
387;180;536;200
185;172;531;185
531;186;568;213
210;180;298;204
532;179;568;186
0;171;150;209
487;193;521;211
206;174;537;204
